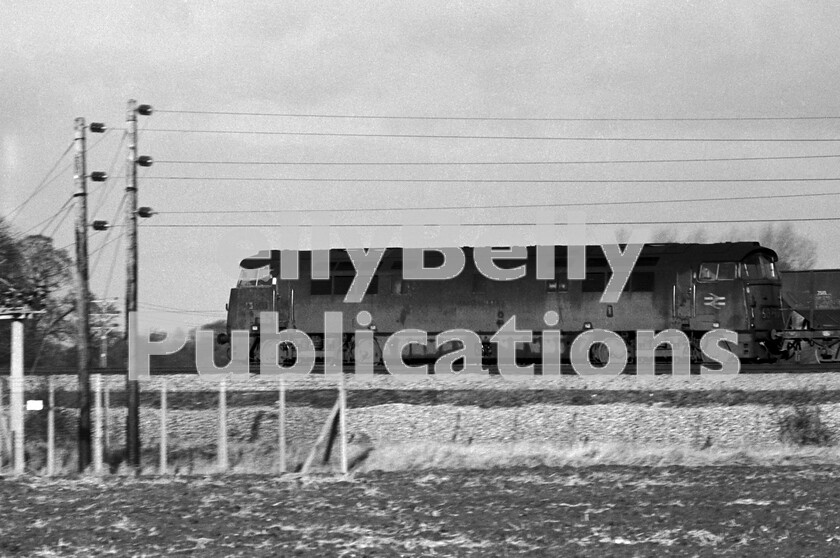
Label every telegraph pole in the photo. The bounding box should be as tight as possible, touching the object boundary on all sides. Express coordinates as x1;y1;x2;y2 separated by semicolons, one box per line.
125;100;140;469
73;117;107;472
73;116;92;471
125;100;153;470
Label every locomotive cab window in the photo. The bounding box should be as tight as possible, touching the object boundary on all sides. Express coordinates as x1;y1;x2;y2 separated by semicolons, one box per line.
582;272;606;292
741;254;777;280
697;262;737;282
392;278;408;294
237;265;273;287
311;267;379;296
626;271;655;292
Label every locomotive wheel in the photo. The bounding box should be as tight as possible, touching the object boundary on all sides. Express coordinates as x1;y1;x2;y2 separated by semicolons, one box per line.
589;343;610;366
279;342;297;366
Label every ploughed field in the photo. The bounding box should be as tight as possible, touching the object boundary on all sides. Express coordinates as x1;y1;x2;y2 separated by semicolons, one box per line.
2;466;839;556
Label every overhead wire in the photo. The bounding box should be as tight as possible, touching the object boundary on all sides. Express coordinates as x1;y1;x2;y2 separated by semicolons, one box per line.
5;141;74;221
137;216;840;228
154;109;840;122
43;201;76;240
153;153;840;166
12;196;75;240
154;190;840;215
140;128;840;142
140;301;224;314
90;192;128;274
90;130;127;219
7;128;116;239
99;229;124;303
144;176;840;184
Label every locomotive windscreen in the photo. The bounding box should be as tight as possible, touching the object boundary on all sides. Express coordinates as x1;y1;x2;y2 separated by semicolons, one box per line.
237;250;280;286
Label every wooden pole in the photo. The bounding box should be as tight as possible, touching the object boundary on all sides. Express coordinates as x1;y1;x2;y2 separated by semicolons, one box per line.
125;99;141;470
339;383;348;475
73;116;92;472
217;379;228;471
47;377;54;476
159;378;167;475
278;378;286;473
11;319;25;475
93;374;103;474
301;399;341;475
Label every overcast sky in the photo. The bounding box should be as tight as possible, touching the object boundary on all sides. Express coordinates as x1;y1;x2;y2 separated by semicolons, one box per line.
2;1;840;329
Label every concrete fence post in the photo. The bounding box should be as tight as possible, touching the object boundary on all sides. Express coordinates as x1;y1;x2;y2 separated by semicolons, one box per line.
278;378;286;473
104;384;110;454
93;374;103;474
218;379;228;471
0;378;5;472
159;378;167;475
11;320;24;475
47;377;55;477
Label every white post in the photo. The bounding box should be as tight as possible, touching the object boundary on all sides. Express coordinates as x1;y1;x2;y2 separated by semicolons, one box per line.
93;374;103;474
47;377;55;476
278;378;286;473
0;377;4;472
218;379;228;471
159;378;167;475
10;320;24;475
103;384;110;453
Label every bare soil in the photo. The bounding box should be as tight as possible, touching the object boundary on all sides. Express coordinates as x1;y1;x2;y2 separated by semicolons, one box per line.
2;466;839;556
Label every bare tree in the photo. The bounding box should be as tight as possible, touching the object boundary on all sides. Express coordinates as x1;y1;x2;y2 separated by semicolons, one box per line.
757;222;817;271
651;226;680;242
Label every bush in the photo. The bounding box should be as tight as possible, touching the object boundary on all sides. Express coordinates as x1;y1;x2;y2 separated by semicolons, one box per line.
776;405;834;447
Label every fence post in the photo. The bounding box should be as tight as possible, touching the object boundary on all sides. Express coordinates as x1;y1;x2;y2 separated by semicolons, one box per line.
0;378;10;472
218;378;228;471
11;320;25;475
278;378;286;473
47;377;55;476
0;378;4;472
93;374;103;474
159;378;167;475
103;384;110;454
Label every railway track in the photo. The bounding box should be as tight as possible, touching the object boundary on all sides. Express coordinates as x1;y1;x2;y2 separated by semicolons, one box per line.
2;362;838;376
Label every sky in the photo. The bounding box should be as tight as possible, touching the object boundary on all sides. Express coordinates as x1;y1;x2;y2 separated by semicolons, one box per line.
2;1;840;330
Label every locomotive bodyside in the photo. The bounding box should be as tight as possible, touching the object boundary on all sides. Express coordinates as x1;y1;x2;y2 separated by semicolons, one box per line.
221;242;784;364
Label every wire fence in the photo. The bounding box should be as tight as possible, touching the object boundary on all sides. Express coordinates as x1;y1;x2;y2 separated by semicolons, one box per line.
0;374;350;477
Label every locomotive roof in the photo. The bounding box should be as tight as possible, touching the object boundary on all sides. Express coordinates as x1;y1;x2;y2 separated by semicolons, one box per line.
239;242;777;267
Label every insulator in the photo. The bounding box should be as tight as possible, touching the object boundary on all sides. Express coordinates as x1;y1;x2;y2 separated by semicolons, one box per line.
137;207;155;218
137;104;153;116
90;171;108;182
137;155;154;167
92;220;110;231
89;122;107;133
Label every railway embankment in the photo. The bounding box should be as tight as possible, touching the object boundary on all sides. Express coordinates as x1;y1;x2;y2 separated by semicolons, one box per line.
5;371;839;472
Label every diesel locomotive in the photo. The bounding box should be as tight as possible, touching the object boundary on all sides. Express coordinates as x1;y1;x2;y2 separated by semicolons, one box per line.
218;242;800;365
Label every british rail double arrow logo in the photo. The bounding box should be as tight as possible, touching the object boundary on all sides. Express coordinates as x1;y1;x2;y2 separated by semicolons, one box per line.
703;293;726;309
